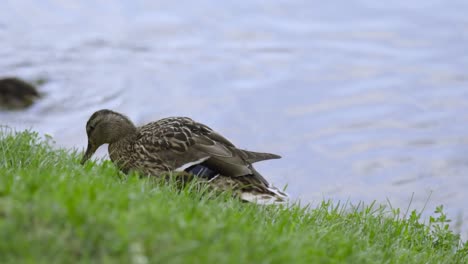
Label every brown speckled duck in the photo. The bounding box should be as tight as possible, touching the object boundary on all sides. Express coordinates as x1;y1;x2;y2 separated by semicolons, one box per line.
81;109;288;204
0;77;40;109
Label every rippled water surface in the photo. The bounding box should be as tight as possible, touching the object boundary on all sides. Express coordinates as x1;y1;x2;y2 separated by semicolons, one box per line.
1;1;468;236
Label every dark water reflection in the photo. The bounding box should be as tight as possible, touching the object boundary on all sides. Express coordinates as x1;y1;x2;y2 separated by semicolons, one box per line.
1;1;468;237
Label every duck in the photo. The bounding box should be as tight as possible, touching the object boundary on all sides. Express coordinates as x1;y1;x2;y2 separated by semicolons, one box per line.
0;77;41;109
81;109;288;204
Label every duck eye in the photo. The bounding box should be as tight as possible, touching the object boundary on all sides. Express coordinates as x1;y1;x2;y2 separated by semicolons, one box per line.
87;124;95;133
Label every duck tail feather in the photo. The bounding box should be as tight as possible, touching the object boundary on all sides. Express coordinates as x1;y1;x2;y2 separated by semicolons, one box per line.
240;186;289;205
237;149;281;164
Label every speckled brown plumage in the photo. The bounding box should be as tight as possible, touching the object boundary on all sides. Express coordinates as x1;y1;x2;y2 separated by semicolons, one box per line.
81;109;288;204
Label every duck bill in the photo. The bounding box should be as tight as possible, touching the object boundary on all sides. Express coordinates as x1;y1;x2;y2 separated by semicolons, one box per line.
81;141;97;165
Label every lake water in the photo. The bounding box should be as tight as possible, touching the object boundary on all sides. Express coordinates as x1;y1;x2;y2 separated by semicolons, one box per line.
1;1;468;238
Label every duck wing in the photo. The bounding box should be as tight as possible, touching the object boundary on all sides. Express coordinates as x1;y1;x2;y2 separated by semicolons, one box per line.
137;117;280;179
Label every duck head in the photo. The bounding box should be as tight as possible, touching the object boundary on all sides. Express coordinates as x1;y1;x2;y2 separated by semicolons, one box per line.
81;109;137;164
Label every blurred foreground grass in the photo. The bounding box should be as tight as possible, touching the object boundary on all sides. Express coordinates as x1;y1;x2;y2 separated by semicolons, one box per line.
0;129;466;263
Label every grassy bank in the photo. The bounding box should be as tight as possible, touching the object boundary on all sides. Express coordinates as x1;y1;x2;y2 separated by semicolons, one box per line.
0;130;467;263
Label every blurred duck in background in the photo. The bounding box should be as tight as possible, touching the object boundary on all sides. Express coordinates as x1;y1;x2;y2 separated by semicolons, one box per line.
0;77;41;109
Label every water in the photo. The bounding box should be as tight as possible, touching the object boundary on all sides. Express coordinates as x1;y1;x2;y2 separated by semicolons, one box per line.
1;0;468;237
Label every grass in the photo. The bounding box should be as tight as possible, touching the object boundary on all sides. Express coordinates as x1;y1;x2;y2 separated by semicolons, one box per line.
0;129;467;263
